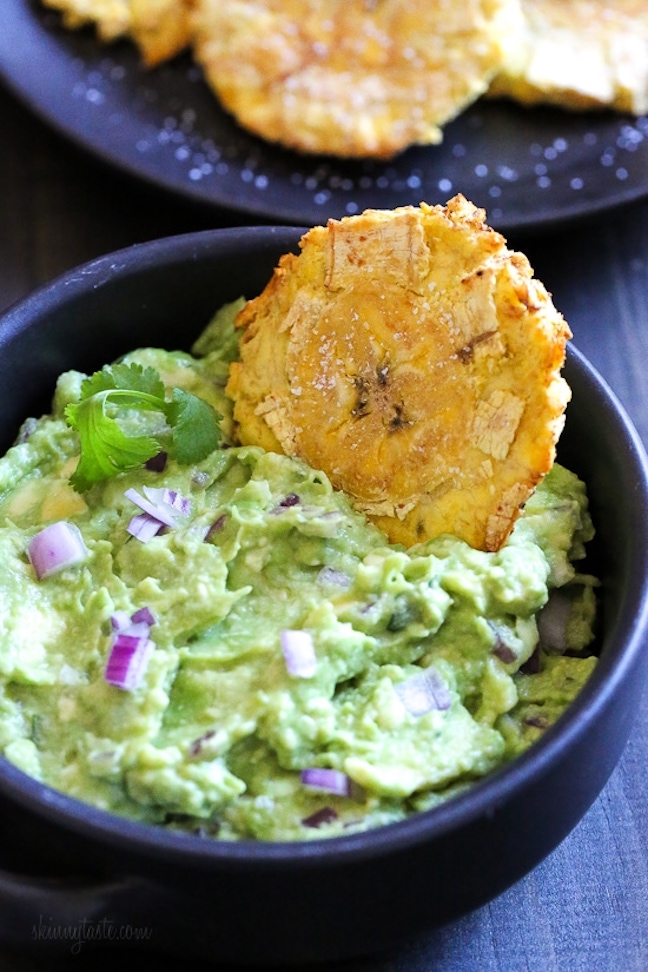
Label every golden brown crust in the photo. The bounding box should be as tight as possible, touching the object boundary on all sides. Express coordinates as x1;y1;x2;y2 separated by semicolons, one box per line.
189;0;519;159
489;0;648;114
131;0;193;65
42;0;648;153
42;0;131;41
42;0;192;66
226;197;572;551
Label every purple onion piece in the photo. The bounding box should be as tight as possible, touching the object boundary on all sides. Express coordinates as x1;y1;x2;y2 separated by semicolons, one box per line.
520;646;543;675
27;521;88;580
110;610;131;631
487;621;517;664
109;605;154;639
124;488;178;528
131;606;156;627
145;451;167;473
270;493;302;515
395;668;452;716
537;590;571;654
127;513;164;542
317;566;352;589
302;807;339;829
281;630;317;678
492;642;517;665
104;633;154;691
205;514;227;541
189;729;217;757
300;768;352;797
142;486;191;517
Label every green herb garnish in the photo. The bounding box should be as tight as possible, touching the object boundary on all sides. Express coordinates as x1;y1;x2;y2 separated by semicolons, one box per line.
64;362;221;491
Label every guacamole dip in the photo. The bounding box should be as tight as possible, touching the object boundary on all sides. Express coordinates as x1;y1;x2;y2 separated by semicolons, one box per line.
0;305;598;840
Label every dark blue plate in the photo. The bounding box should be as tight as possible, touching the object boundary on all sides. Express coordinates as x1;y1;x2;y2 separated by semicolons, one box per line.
2;0;648;230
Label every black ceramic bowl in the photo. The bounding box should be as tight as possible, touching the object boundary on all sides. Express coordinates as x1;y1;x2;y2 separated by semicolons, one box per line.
0;227;648;965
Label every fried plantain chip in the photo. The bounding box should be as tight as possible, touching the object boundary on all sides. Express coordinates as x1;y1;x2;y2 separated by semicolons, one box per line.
189;0;520;159
43;0;130;41
226;197;572;551
43;0;192;66
489;0;648;114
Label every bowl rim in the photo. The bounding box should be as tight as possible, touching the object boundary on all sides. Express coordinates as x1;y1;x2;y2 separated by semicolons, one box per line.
0;225;306;343
1;227;648;870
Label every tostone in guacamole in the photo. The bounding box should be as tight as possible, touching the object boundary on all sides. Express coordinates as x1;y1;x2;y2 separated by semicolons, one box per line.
0;303;598;840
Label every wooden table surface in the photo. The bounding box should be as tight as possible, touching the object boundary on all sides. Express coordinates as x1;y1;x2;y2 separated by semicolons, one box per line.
1;61;648;972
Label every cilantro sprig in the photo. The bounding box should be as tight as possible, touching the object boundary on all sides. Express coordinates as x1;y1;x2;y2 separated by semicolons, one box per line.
64;362;221;491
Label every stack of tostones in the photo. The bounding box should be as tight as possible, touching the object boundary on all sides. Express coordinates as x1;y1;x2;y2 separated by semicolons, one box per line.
226;196;572;552
188;0;520;158
489;0;648;114
42;0;648;156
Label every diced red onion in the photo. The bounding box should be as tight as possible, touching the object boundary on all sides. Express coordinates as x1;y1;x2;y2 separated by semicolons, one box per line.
189;729;216;757
110;610;132;631
395;668;451;716
124;488;178;528
317;566;351;589
537;590;571;654
131;606;156;627
492;641;517;665
270;493;301;515
492;644;517;664
520;646;542;675
205;514;227;541
106;607;156;690
110;607;155;638
142;486;191;517
125;486;187;522
104;632;154;691
487;621;517;664
301;768;352;797
281;629;317;678
127;513;164;542
27;521;88;580
145;451;167;473
122;621;152;641
302;807;339;829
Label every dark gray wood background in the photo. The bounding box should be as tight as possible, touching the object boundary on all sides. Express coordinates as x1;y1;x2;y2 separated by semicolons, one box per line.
1;77;648;972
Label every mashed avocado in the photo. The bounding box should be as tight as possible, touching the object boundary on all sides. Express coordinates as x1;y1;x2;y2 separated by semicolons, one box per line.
0;305;598;841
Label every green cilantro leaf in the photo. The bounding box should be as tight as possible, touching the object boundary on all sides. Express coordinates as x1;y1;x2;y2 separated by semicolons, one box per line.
168;388;222;465
64;362;222;491
78;362;166;399
65;395;161;491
